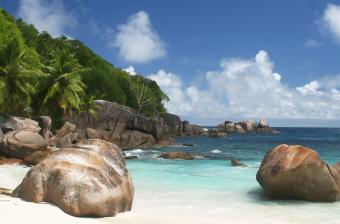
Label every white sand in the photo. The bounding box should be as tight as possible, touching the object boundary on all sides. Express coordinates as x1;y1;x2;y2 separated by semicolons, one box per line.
1;164;339;224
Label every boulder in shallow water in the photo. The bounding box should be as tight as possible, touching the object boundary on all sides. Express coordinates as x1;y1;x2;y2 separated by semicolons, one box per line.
13;139;134;217
158;151;194;160
230;159;246;167
0;131;47;159
256;144;340;202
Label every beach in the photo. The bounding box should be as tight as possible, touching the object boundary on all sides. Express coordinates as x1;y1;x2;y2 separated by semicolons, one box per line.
2;128;340;224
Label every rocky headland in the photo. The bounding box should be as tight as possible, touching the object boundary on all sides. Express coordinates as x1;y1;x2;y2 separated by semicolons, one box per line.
215;118;278;135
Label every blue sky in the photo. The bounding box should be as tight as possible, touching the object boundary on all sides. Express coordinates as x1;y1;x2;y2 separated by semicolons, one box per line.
2;0;340;126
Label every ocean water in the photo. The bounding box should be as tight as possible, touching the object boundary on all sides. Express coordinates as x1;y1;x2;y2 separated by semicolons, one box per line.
2;127;340;223
124;127;340;223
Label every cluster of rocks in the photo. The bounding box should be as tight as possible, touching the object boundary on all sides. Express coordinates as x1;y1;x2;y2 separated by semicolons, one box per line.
213;118;278;136
0;113;50;166
257;144;340;202
0;113;134;217
64;100;207;149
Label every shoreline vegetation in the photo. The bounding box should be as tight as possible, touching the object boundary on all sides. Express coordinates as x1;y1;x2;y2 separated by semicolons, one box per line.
0;8;168;129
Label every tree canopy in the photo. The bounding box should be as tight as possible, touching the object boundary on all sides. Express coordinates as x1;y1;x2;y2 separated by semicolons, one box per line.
0;8;169;127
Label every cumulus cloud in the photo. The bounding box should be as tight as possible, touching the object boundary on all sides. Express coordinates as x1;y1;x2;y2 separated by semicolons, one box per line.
149;50;340;123
18;0;76;37
123;66;137;76
304;39;322;48
113;11;166;63
321;4;340;42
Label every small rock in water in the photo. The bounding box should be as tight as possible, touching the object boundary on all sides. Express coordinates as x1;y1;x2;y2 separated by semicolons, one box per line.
125;155;138;160
158;151;194;160
230;159;246;167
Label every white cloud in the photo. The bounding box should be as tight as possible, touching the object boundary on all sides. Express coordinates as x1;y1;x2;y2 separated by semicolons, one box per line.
123;66;137;76
149;50;340;123
18;0;76;37
304;39;322;48
296;81;322;96
321;4;340;42
113;11;166;63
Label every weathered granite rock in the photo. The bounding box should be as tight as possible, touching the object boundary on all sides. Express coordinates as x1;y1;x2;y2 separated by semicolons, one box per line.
256;144;340;202
64;101;182;148
23;150;51;166
120;130;156;149
182;143;195;147
0;131;47;159
230;159;246;167
86;128;106;140
257;118;269;128
158;151;194;160
0;156;23;165
216;118;277;134
234;124;246;134
13;139;134;217
208;129;226;138
0;113;40;133
124;155;138;160
50;122;80;147
238;120;257;133
181;121;207;136
37;116;52;144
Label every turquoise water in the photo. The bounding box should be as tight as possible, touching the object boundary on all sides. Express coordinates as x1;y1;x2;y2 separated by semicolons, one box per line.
124;128;340;223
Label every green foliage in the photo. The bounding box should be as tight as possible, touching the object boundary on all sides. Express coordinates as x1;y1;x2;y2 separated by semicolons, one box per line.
0;8;168;122
41;49;87;113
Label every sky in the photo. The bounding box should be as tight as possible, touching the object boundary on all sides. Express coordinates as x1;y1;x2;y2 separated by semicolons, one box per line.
1;0;340;126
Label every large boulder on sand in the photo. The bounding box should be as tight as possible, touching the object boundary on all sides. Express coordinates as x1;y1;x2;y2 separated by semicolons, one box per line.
158;151;194;160
0;131;47;159
256;144;340;202
12;139;134;217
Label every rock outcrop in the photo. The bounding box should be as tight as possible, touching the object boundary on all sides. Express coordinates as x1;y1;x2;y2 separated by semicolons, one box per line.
181;120;207;136
0;131;48;159
13;139;134;217
0;113;40;133
208;129;226;138
50;122;80;148
158;151;194;160
216;118;278;134
64;100;206;149
37;116;52;144
256;144;340;202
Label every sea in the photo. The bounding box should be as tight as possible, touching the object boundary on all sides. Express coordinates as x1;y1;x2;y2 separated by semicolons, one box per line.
1;127;340;223
124;127;340;223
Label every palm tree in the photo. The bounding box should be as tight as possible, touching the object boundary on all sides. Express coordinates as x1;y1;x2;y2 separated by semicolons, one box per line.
78;94;103;128
0;37;42;115
41;49;87;114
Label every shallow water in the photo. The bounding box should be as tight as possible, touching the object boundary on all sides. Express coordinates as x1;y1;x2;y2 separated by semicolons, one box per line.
2;127;340;223
125;127;340;223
